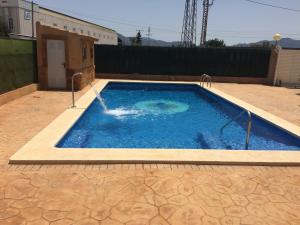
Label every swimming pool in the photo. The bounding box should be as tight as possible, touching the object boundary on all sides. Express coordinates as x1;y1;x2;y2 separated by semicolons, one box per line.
57;82;300;151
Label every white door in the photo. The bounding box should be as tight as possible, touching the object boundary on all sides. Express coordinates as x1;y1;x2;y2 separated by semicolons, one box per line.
47;40;66;89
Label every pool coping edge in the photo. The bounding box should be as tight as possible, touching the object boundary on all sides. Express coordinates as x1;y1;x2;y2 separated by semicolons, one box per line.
9;79;300;165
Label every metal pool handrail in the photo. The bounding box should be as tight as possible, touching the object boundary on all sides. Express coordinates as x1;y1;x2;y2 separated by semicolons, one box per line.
71;72;83;108
220;109;252;150
200;74;207;82
200;74;207;86
204;75;212;88
200;74;212;88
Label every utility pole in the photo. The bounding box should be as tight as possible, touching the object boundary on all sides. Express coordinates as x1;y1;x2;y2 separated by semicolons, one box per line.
146;26;152;46
200;0;214;46
31;1;34;38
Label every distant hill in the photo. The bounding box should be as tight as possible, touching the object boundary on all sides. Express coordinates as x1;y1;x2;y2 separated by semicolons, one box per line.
118;34;181;47
234;38;300;48
140;38;181;47
118;35;300;49
117;34;132;46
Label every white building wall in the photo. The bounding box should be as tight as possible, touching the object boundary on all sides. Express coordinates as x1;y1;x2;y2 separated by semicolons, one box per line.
0;0;117;45
17;0;39;37
276;49;300;87
0;0;21;34
38;7;117;45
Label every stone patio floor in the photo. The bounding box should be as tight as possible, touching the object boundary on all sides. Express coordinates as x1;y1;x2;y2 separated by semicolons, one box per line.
0;81;300;225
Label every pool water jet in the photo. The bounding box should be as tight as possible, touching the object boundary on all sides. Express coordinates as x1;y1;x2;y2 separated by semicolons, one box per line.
89;83;140;117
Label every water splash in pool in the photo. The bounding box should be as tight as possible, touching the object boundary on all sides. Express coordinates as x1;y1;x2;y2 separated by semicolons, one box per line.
89;84;189;118
89;84;142;118
89;83;108;112
105;108;142;117
105;100;190;118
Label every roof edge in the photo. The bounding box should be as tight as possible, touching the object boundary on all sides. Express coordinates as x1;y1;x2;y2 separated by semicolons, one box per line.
39;6;116;33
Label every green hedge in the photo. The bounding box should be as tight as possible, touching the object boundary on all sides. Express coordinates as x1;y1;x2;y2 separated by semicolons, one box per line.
0;38;37;94
95;45;271;77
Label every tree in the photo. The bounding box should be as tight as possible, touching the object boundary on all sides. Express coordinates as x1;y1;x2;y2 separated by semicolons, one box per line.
130;31;142;46
136;31;142;45
204;38;226;47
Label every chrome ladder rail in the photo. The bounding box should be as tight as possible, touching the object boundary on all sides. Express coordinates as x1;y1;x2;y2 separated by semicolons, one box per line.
200;74;207;86
204;75;212;88
199;74;208;87
200;74;212;88
71;72;83;108
245;110;252;150
220;110;252;150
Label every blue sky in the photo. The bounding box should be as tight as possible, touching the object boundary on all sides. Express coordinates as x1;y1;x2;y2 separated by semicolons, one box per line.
34;0;300;45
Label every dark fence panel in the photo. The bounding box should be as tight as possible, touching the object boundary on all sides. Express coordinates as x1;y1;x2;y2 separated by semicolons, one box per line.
0;38;37;94
95;45;271;77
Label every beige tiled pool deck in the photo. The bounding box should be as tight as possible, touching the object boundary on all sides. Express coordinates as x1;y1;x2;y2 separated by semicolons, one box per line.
0;81;300;225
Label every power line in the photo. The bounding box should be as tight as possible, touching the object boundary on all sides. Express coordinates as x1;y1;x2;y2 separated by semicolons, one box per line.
38;3;179;32
35;1;300;41
243;0;300;12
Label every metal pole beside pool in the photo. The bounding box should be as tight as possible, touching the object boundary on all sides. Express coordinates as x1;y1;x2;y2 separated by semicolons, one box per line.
220;109;252;150
71;72;83;108
245;111;252;150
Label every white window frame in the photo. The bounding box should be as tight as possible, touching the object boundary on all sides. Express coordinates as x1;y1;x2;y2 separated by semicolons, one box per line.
24;10;32;20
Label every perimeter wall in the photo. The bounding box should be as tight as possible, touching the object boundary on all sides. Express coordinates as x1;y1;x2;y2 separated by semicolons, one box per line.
0;38;37;94
275;48;300;87
95;45;271;80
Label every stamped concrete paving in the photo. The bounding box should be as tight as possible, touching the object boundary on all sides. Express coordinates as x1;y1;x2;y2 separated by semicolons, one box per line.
0;82;300;225
213;83;300;127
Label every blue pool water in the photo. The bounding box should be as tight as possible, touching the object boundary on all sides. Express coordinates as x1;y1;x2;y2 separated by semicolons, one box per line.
57;82;300;150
